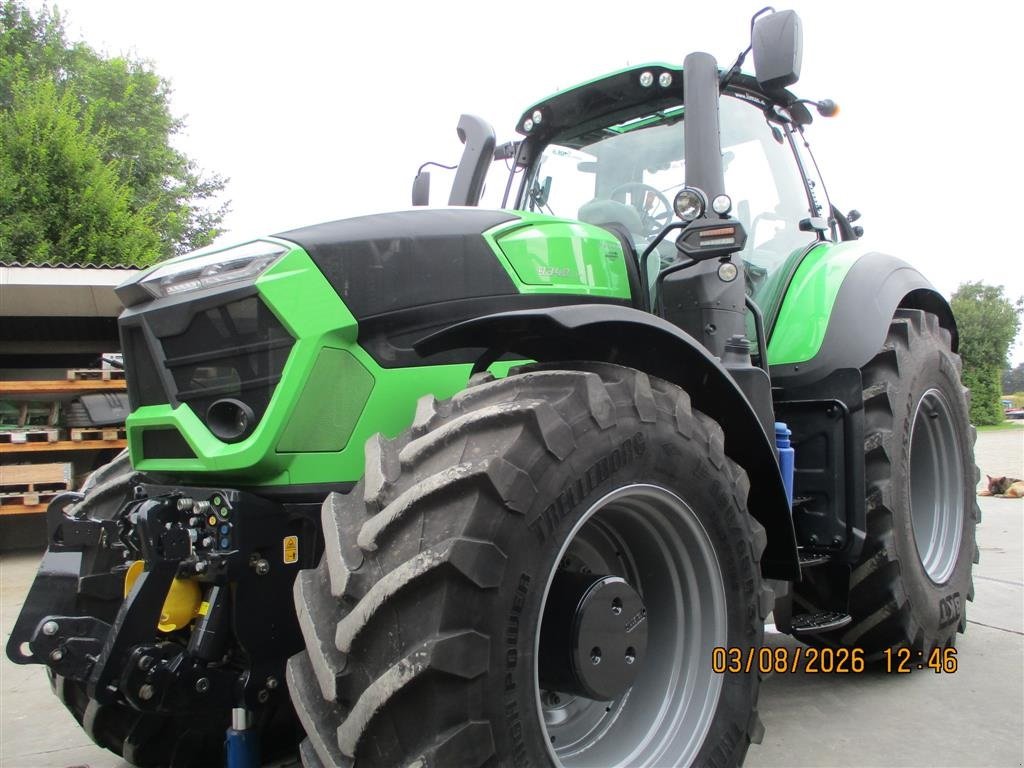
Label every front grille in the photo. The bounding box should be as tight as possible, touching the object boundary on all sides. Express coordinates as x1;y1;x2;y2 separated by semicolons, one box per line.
122;295;295;437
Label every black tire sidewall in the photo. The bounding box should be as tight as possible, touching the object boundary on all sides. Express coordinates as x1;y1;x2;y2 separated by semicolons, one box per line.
880;327;974;639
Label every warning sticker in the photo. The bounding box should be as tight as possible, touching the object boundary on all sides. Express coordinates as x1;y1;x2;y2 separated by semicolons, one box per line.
283;535;299;565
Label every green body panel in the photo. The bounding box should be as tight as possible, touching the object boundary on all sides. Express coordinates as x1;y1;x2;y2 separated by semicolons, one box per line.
484;213;631;298
124;213;628;488
125;247;513;486
766;240;874;365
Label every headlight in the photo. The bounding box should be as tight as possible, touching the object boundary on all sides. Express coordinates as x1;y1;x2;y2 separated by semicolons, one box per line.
140;241;287;299
673;187;707;221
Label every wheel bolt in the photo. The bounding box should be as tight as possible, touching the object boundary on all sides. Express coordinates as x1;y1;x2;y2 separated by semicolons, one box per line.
542;691;561;706
41;621;59;636
195;677;210;693
139;684;154;701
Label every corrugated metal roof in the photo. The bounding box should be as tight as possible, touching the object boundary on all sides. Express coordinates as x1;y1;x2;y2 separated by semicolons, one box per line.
0;260;145;270
1;264;139;317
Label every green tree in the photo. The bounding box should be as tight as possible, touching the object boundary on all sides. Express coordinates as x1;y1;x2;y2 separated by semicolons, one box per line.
1002;362;1024;395
950;282;1023;425
0;75;162;265
0;1;227;264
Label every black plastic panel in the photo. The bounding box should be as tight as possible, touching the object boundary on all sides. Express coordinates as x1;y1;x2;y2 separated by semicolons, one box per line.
141;428;196;460
122;326;166;408
276;209;519;319
359;293;631;368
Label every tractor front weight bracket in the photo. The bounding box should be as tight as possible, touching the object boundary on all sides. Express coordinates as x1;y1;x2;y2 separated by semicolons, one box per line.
5;481;319;759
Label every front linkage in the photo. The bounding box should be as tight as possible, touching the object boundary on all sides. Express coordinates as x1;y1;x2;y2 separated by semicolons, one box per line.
7;467;317;764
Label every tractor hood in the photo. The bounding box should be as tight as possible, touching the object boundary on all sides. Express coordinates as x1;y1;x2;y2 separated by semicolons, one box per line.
275;208;520;320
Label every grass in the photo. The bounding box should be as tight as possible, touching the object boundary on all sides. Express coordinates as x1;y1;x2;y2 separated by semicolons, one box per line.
976;421;1024;432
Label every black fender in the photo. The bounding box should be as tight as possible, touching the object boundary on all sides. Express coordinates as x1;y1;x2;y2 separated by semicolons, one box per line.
417;303;799;580
770;252;957;390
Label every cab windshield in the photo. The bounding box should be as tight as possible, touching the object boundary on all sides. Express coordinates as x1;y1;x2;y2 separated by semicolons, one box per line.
517;94;822;301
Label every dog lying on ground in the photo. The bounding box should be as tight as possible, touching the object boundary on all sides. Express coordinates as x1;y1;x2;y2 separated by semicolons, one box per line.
979;475;1024;498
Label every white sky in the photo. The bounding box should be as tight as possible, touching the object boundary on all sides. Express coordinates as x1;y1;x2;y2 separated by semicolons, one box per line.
40;0;1024;361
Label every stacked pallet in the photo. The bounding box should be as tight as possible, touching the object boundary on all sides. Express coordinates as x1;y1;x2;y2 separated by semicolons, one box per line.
0;427;60;444
1;373;128;515
0;370;128;444
0;462;72;512
66;368;126;382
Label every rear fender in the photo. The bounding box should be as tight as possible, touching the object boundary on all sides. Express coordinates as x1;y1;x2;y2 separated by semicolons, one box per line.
417;303;799;580
769;246;957;389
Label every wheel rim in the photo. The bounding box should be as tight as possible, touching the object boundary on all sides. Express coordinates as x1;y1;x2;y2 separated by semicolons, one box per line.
909;388;965;584
534;484;727;767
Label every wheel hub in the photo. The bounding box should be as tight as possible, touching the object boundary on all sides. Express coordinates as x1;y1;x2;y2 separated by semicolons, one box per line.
538;572;648;701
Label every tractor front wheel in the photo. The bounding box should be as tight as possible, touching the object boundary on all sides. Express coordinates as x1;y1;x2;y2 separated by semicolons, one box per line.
288;363;769;767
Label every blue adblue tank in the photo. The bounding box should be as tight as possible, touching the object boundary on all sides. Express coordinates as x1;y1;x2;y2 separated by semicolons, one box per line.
775;422;795;509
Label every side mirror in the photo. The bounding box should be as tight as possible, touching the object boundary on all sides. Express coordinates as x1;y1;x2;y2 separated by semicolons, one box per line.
751;10;803;91
412;170;431;206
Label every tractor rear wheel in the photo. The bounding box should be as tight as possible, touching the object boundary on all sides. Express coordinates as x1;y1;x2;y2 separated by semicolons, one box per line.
288;363;769;767
795;308;979;656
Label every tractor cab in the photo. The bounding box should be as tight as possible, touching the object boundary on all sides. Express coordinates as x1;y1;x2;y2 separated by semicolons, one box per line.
512;67;831;316
428;9;848;365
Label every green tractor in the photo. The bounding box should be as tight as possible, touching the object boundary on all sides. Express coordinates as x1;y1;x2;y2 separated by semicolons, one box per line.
7;10;978;768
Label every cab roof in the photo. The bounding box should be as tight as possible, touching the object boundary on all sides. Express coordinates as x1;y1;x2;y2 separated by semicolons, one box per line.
516;63;805;146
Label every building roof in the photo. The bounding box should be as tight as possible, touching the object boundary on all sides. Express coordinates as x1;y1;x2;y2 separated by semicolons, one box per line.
0;263;141;318
0;260;143;270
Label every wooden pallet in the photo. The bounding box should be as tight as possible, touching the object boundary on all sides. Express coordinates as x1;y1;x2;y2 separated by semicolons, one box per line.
0;439;127;455
69;426;126;442
0;399;60;428
0;427;60;444
0;489;62;508
66;368;126;382
0;462;72;496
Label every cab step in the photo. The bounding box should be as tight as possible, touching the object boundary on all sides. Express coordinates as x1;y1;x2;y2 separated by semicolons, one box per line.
790;611;852;636
798;551;832;568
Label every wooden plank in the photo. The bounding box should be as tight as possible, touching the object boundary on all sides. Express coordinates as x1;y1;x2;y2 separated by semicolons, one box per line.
0;439;127;455
0;380;126;395
0;502;52;516
0;462;71;490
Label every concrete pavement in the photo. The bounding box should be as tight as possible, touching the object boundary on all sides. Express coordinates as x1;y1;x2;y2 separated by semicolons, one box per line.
2;428;1021;767
748;426;1024;767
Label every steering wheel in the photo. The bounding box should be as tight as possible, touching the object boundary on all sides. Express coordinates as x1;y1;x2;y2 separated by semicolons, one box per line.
610;183;673;236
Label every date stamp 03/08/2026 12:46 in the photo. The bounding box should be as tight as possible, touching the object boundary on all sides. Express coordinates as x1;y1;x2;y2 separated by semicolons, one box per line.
712;646;959;675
